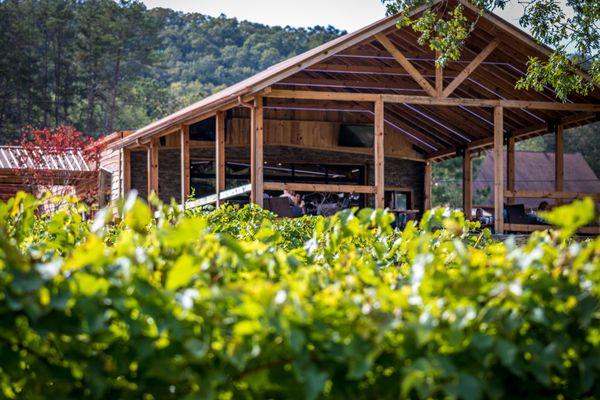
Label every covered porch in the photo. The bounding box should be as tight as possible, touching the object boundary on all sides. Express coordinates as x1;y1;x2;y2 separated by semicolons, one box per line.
102;0;600;233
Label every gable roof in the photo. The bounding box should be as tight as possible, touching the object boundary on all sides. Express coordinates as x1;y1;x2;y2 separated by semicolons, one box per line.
474;151;600;208
111;0;600;156
113;4;427;149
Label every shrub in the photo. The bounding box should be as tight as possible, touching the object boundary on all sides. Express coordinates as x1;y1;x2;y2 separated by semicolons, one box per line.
0;193;598;399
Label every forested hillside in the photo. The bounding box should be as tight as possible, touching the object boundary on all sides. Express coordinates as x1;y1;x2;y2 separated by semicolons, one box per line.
0;0;343;141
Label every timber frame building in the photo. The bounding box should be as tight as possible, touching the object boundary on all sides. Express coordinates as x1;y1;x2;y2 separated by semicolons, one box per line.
100;0;600;234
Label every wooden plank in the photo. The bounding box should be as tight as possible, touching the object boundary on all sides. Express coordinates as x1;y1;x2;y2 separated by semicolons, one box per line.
505;223;600;235
186;184;252;209
267;90;379;102
374;33;437;97
463;149;472;218
266;90;600;111
123;148;131;196
506;137;515;205
215;111;226;206
504;190;600;200
264;181;377;194
555;122;564;204
442;39;500;98
382;94;600;111
374;98;385;209
424;161;432;210
180;125;190;204
494;106;504;234
250;97;264;206
435;51;443;97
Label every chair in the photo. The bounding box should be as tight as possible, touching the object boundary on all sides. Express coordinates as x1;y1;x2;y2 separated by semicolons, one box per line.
264;197;296;218
504;204;530;224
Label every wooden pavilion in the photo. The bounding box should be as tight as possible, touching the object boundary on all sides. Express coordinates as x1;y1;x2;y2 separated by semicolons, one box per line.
100;0;600;233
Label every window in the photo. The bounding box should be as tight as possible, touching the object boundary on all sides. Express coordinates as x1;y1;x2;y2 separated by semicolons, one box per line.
98;169;112;207
338;124;374;147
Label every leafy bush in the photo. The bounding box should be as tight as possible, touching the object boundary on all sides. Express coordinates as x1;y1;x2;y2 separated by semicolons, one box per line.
0;193;599;399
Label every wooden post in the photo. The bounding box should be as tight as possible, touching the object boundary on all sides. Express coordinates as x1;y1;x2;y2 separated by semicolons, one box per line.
148;139;159;197
215;111;226;206
555;122;564;204
493;106;504;234
122;148;131;196
180;125;190;205
462;149;472;219
424;161;432;211
250;97;264;207
506;136;515;204
374;98;385;209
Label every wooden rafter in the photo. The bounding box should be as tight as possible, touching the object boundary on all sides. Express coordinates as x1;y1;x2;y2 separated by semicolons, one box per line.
374;33;437;97
443;39;500;98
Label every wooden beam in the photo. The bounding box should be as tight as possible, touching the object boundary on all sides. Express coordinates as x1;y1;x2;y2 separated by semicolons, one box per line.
442;39;500;98
505;190;600;200
506;136;515;205
264;182;377;194
463;149;472;218
215;111;226;206
493;106;504;234
424;161;432;210
505;223;600;235
266;90;600;111
267;90;379;102
250;97;264;207
382;94;600;111
374;98;385;208
122;148;131;196
180;125;190;204
555;122;564;203
435;51;443;97
148;139;159;197
375;33;437;97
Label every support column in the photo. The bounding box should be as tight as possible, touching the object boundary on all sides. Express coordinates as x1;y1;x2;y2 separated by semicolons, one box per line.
555;122;564;204
462;149;472;219
148;138;159;197
215;111;226;206
374;98;385;209
424;161;432;211
250;97;264;207
493;106;504;234
506;136;515;204
180;125;190;205
122;148;131;197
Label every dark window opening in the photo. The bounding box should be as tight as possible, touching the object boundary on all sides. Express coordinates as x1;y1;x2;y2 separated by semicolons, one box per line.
190;117;217;141
338;124;374;148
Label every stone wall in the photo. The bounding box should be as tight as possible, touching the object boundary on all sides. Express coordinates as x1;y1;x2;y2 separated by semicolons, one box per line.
129;145;425;209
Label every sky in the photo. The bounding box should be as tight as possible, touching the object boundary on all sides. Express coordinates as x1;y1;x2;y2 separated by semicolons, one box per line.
140;0;526;32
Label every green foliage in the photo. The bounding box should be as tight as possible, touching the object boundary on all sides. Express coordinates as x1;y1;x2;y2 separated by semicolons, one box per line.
0;1;343;141
1;192;599;398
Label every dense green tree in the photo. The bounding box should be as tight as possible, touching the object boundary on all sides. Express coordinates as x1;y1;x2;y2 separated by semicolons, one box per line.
0;1;342;141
